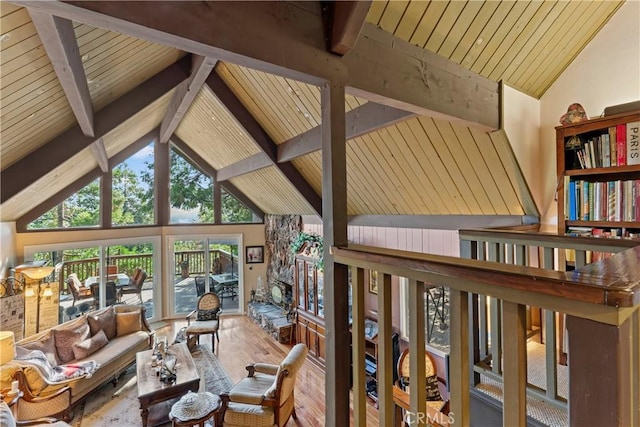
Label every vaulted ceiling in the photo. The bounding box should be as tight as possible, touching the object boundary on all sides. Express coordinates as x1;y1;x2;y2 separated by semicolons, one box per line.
0;1;623;227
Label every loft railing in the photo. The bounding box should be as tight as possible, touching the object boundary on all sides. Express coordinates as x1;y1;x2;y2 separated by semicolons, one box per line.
333;233;640;427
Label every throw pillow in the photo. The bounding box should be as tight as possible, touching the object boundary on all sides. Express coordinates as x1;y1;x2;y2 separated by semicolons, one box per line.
115;310;142;336
87;306;117;340
72;330;108;360
53;317;91;364
16;330;59;367
426;375;443;401
197;308;219;321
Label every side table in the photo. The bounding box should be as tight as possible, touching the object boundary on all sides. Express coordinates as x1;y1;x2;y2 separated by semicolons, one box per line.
169;392;222;427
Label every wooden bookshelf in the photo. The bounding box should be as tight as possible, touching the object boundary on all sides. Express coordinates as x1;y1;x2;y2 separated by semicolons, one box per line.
557;109;640;240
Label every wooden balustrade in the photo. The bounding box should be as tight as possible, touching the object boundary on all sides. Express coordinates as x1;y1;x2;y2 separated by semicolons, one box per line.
333;235;640;427
173;250;237;277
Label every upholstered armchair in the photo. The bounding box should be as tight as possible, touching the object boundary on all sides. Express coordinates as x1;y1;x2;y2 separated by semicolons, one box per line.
220;343;308;427
0;400;71;427
11;370;72;423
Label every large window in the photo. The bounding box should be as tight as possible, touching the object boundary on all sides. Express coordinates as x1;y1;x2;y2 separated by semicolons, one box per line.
24;237;160;337
28;179;100;230
112;143;154;226
170;148;213;224
399;278;450;353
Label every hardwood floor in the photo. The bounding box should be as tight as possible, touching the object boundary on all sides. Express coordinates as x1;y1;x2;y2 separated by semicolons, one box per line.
154;315;380;426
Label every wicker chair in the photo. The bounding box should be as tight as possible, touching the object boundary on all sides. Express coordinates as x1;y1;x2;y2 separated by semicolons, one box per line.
0;400;70;427
220;344;308;426
185;292;221;352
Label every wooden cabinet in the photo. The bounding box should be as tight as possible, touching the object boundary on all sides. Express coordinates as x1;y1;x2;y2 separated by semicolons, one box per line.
294;255;325;368
557;110;640;242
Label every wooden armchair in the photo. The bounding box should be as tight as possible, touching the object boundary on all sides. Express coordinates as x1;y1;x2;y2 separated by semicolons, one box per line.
220;344;308;426
66;274;92;306
396;349;448;413
117;268;146;304
0;400;70;427
185;292;221;352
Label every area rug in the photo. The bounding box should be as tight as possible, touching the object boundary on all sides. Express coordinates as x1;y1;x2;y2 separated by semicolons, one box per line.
71;344;233;426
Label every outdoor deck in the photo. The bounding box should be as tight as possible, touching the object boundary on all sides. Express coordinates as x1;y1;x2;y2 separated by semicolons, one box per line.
58;276;239;321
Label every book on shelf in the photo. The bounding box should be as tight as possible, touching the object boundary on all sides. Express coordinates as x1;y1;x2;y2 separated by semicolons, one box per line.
616;123;627;166
564;179;639;222
628;121;640;165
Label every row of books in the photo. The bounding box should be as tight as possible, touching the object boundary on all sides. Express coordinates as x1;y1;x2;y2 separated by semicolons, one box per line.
566;226;640;263
567;121;640;169
564;178;640;222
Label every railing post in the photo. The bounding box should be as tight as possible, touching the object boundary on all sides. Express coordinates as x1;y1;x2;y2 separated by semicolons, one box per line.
352;267;366;426
541;247;558;399
502;301;527;427
409;279;426;425
450;289;470;426
566;313;638;427
378;272;394;427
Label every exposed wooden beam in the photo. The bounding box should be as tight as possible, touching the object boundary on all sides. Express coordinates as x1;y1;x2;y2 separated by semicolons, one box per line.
155;138;170;225
90;139;109;173
206;73;322;216
1;56;189;204
21;0;339;85
28;11;94;136
301;214;539;229
20;1;499;129
321;80;350;426
170;135;265;220
216;153;272;182
109;128;161;168
100;170;112;228
326;1;372;55
278;102;414;162
160;55;217;143
343;23;500;130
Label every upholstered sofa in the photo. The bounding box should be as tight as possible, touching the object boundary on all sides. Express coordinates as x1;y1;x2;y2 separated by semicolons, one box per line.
1;304;153;421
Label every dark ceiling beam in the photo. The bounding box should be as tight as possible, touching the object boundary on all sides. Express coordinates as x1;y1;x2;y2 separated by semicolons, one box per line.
206;73;322;216
159;55;217;143
19;1;499;129
90;139;109;172
1;56;189;204
325;1;372;56
216;153;272;182
278;102;414;162
28;11;94;136
171;136;264;219
21;1;337;85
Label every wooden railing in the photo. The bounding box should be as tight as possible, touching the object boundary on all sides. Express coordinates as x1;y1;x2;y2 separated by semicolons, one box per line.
172;250;237;278
333;232;640;427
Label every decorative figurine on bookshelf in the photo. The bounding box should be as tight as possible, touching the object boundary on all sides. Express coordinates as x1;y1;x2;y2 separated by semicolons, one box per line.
560;103;588;125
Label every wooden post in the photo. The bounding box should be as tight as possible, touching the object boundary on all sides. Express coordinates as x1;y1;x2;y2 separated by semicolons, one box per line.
502;301;527;427
409;279;426;425
155;139;170;225
566;315;635;427
321;80;350;427
352;267;366;426
100;170;112;228
449;289;470;426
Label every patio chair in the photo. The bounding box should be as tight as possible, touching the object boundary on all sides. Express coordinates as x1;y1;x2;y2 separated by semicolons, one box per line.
185;292;221;352
220;343;308;426
117;268;146;304
89;282;118;307
66;274;92;306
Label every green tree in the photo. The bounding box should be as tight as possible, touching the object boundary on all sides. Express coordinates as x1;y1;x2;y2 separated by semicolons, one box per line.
113;163;153;225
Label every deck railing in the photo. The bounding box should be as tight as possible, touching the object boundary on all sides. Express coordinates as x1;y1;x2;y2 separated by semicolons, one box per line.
57;250;236;293
333;231;640;427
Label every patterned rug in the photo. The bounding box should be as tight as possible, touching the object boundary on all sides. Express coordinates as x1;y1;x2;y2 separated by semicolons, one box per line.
71;344;233;426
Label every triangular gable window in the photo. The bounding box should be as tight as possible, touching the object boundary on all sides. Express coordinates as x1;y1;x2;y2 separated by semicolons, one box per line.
221;188;260;223
170;148;213;224
112;143;155;226
27;178;100;230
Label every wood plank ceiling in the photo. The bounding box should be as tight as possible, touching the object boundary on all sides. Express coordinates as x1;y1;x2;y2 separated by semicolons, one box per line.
0;1;623;224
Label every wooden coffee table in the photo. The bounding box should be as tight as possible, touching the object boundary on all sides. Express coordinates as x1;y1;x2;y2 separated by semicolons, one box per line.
136;342;200;427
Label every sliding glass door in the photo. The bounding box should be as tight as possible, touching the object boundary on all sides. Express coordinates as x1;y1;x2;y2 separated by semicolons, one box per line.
169;235;242;317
